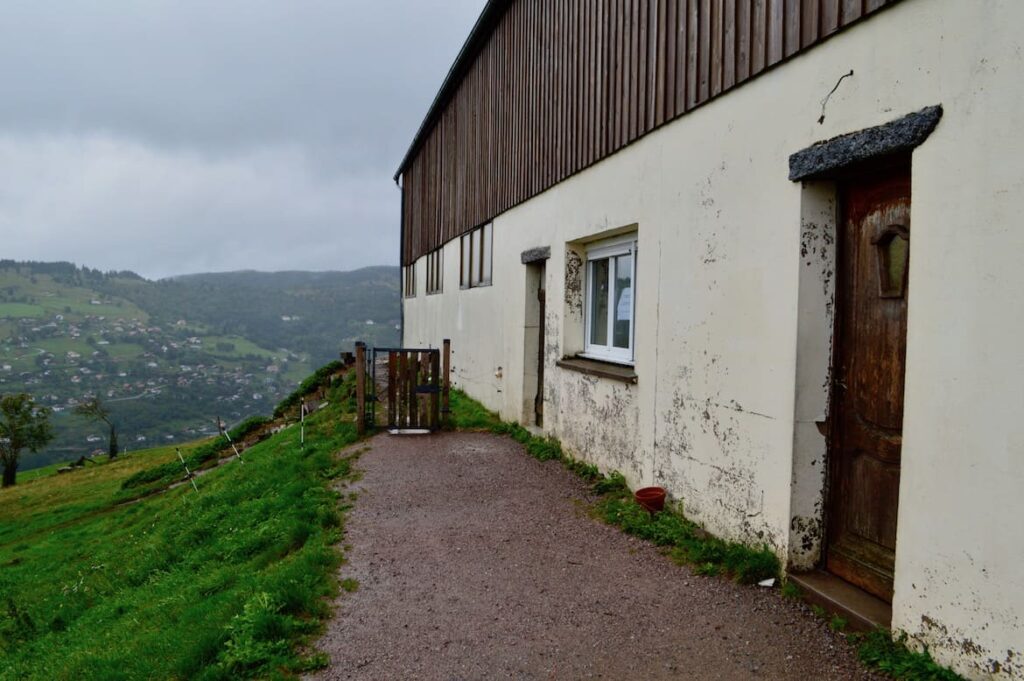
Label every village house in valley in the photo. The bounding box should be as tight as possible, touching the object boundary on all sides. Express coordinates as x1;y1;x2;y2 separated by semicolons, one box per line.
395;1;1023;678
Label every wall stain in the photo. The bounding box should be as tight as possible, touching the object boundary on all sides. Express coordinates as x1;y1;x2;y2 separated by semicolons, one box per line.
564;249;583;315
916;612;1023;679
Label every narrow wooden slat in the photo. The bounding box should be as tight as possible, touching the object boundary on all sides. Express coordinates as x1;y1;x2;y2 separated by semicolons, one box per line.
654;0;667;125
388;351;397;427
407;351;417;428
698;0;710;102
767;0;784;65
650;0;660;128
723;0;736;90
676;0;689;114
736;0;751;82
624;0;635;144
841;0;862;24
801;0;819;46
397;351;406;428
664;0;678;120
821;0;840;34
573;0;583;173
442;339;451;428
611;0;621;151
751;0;767;74
865;0;886;11
685;0;697;109
636;0;649;136
422;352;432;426
710;0;723;97
598;0;609;159
430;350;441;429
785;0;800;56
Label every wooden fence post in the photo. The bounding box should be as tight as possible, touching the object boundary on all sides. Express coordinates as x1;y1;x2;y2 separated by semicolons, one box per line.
355;342;366;436
442;339;451;428
387;351;397;428
430;349;440;429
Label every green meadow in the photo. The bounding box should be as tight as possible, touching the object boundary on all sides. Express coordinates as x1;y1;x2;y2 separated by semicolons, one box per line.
0;372;361;680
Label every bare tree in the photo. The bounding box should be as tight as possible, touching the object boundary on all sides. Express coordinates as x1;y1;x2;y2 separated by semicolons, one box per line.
0;393;54;487
74;397;119;459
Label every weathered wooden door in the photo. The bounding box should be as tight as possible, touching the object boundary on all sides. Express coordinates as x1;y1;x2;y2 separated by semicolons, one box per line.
827;164;911;602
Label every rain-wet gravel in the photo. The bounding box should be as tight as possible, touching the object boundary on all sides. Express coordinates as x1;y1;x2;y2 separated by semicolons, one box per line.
311;432;879;680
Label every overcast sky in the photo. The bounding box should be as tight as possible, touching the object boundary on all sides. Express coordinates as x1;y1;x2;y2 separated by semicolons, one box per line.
0;0;484;279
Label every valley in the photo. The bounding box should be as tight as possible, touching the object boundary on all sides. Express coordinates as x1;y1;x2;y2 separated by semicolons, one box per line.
0;261;399;470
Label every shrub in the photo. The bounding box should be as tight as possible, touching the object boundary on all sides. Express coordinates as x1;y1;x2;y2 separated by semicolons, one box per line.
273;361;347;417
227;416;272;442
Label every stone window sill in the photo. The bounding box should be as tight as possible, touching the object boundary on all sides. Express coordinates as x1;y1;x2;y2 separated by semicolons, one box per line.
556;356;637;384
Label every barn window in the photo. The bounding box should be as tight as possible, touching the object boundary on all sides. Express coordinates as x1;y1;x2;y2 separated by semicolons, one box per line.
584;235;636;364
460;222;493;289
403;264;416;298
426;248;443;295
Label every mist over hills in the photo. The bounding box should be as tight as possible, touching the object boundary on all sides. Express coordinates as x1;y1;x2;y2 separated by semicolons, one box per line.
0;260;399;469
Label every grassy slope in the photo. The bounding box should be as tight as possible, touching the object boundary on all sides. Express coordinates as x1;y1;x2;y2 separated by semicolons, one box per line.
0;378;360;680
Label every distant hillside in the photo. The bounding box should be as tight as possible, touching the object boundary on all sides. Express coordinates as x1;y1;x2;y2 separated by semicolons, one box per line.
0;260;399;470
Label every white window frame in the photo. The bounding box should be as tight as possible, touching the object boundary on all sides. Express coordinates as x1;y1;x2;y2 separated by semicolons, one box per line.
583;234;636;364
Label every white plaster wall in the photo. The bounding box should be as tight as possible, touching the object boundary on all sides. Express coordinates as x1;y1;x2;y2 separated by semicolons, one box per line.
402;0;1024;676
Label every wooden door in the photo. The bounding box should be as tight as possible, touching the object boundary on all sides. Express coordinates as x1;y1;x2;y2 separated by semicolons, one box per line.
826;164;911;602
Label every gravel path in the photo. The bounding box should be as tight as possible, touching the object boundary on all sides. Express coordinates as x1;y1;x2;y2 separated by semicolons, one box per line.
312;432;878;680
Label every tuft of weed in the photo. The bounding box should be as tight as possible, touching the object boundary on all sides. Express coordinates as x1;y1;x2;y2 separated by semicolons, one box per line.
829;614;849;632
856;629;965;681
781;581;802;599
592;471;628;496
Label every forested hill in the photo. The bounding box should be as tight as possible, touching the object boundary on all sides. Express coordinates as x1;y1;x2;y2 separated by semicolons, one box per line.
0;260;398;469
118;266;399;367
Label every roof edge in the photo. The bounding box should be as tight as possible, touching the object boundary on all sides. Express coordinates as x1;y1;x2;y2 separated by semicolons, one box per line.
393;0;511;182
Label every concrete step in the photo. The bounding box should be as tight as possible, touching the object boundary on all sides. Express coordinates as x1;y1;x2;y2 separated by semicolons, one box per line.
788;569;892;632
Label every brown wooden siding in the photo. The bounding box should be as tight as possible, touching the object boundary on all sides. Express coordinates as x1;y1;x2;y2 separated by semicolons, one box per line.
401;0;900;264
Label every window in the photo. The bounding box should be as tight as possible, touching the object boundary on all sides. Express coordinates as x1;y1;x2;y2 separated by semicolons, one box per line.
425;248;443;295
872;224;909;298
403;263;416;298
460;222;493;288
584;235;636;364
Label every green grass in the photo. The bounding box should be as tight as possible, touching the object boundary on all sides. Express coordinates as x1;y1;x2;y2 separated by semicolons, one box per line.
0;303;46;318
780;580;802;599
0;368;362;680
36;337;91;356
448;389;503;430
0;271;149;323
201;335;279;360
854;630;965;681
104;342;146;360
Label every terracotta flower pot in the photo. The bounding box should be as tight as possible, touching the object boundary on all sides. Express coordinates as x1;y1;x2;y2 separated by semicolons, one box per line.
634;486;666;514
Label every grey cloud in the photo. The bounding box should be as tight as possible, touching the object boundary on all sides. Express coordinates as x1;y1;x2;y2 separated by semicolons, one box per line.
0;0;483;277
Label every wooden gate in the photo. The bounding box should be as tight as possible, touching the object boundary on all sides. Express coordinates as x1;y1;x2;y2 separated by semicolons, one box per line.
356;341;450;433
